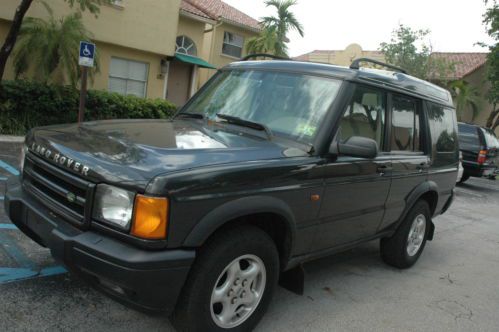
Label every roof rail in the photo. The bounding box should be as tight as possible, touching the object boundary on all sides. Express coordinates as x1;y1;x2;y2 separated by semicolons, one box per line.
241;53;290;61
350;58;407;74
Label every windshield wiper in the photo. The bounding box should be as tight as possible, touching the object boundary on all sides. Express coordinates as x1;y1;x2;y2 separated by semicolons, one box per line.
176;112;205;119
216;113;273;140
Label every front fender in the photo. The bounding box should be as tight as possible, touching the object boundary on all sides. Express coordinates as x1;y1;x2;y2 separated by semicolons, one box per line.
182;195;296;248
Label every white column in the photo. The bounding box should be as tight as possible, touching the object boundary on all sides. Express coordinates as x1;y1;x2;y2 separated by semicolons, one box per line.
190;65;198;97
162;61;170;100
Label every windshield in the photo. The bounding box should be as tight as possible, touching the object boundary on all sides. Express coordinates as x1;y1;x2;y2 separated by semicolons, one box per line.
181;70;342;144
482;128;499;148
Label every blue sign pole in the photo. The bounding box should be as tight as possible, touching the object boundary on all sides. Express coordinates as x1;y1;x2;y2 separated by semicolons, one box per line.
78;42;96;123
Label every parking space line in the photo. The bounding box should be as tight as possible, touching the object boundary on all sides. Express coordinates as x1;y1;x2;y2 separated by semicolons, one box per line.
0;196;4;201
0;266;67;284
0;231;36;269
0;160;19;176
0;177;7;181
0;224;17;230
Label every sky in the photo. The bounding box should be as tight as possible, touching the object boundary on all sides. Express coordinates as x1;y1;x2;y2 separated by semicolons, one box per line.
223;0;494;57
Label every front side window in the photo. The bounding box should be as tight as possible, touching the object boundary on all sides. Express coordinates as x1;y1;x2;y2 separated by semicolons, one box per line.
390;94;421;152
181;70;342;144
109;57;148;97
222;32;244;58
338;86;386;148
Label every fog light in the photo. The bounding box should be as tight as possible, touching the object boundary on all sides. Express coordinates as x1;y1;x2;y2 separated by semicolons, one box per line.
131;195;168;240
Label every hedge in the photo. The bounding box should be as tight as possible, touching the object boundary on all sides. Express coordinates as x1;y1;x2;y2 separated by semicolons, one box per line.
0;80;177;135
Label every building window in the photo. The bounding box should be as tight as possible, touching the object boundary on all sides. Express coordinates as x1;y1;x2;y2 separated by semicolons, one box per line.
222;31;244;58
109;57;148;98
176;36;197;56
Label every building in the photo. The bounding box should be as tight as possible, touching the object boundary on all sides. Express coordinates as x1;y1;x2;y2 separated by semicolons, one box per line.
0;0;260;106
296;45;496;135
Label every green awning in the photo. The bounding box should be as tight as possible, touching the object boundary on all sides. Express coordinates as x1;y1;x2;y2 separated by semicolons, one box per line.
174;53;216;69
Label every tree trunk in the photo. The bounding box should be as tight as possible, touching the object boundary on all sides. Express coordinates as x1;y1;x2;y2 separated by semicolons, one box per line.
0;0;34;81
486;104;498;129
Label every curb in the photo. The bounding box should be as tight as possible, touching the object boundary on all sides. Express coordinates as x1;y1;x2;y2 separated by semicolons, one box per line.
0;135;24;143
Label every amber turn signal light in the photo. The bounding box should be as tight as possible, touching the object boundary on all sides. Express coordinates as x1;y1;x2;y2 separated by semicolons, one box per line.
131;195;168;240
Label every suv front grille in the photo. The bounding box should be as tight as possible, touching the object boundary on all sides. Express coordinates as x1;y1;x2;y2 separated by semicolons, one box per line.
23;153;95;227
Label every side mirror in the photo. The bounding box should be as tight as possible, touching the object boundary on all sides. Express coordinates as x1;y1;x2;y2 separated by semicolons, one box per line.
333;136;378;159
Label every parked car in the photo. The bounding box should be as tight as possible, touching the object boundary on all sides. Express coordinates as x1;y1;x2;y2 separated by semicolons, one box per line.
4;57;458;331
457;122;499;183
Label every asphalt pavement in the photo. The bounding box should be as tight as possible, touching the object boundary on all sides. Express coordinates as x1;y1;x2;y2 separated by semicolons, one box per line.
1;141;498;331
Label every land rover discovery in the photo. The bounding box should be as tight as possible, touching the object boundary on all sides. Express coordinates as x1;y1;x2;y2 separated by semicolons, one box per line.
4;57;458;331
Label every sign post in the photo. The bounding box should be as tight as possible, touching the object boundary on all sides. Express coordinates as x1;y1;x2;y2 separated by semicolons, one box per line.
78;41;96;124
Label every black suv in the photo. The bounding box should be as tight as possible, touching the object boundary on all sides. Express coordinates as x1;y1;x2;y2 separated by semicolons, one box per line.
5;57;458;331
457;122;498;182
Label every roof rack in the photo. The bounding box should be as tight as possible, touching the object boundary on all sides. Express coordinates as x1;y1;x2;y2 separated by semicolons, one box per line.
241;53;291;61
350;58;407;74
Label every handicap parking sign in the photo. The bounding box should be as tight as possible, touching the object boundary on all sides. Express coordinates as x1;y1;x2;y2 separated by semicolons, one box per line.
79;41;95;67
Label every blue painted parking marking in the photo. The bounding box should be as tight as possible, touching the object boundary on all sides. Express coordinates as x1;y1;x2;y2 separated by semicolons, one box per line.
0;266;67;284
0;222;67;284
0;230;36;269
0;160;19;176
0;196;4;201
0;224;17;230
0;177;7;181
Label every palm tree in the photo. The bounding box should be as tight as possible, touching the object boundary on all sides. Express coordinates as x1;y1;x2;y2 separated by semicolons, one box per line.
13;4;96;86
450;80;482;121
246;26;279;55
247;0;304;57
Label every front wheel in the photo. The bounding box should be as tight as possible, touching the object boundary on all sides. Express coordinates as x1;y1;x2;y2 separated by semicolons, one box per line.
172;226;279;332
380;200;431;269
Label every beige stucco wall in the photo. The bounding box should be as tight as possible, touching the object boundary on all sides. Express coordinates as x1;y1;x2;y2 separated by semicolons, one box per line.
0;19;166;98
199;23;259;87
0;0;180;56
309;44;386;66
91;42;166;99
176;15;206;57
460;66;498;135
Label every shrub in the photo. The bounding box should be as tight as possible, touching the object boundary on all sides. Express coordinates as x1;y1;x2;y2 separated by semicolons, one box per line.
0;80;177;135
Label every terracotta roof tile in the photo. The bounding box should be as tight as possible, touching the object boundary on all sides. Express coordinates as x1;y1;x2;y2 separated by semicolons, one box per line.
294;50;488;80
183;0;261;31
180;1;212;20
430;52;488;79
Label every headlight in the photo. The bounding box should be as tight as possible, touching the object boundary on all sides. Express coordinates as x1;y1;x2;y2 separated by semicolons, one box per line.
93;184;135;230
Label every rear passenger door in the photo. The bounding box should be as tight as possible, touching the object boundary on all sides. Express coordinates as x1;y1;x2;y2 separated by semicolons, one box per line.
380;93;430;230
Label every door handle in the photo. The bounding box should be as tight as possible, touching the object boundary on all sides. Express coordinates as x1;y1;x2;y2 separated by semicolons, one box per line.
377;165;392;175
417;162;430;170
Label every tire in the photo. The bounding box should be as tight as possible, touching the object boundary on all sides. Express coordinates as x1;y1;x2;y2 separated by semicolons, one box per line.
380;200;431;269
172;225;279;332
458;173;470;184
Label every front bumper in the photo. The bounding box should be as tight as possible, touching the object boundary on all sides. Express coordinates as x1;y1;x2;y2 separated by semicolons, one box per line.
4;176;195;314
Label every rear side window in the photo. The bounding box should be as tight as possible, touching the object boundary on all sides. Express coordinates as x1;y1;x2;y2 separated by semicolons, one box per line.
338;85;386;148
390;94;421;152
427;103;458;152
458;123;480;151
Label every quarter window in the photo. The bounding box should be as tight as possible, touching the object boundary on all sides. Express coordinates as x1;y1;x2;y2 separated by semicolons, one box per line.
222;32;244;58
427;103;457;152
338;86;386;148
390;95;421;152
109;57;148;98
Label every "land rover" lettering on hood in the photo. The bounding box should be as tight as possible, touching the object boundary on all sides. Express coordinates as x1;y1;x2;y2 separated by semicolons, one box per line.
30;143;90;176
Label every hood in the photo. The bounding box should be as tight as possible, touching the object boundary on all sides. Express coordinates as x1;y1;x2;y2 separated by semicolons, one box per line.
26;119;303;186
